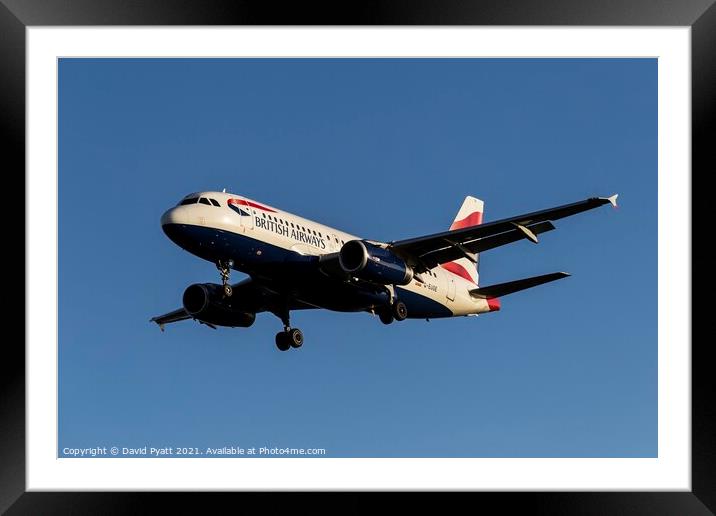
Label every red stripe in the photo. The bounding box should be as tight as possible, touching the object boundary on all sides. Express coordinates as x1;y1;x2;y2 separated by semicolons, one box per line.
228;198;277;213
450;211;483;231
487;297;501;311
440;261;476;283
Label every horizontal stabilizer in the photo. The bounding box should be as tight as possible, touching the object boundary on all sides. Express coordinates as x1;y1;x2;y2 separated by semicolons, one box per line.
470;272;570;299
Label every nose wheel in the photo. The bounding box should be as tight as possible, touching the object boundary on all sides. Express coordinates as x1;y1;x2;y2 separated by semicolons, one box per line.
216;259;233;297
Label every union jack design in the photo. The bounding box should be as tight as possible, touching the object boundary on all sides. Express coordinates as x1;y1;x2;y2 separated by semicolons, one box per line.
440;196;484;285
227;198;277;216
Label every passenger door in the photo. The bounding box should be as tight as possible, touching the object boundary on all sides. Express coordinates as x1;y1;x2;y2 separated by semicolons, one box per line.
446;276;456;301
239;200;254;230
329;233;340;253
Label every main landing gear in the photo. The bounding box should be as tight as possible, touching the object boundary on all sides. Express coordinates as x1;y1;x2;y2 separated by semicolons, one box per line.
275;310;304;351
216;259;233;297
377;300;408;325
276;328;304;351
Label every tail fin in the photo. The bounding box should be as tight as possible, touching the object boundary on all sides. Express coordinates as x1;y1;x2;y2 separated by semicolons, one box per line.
441;196;484;285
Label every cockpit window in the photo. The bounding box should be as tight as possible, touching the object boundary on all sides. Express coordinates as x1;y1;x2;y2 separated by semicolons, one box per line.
179;197;198;206
209;198;220;207
199;198;211;205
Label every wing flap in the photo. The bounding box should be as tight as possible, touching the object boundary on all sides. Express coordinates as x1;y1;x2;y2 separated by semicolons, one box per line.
469;272;570;298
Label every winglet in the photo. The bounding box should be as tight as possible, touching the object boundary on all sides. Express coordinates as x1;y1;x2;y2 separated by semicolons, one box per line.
150;317;165;331
606;194;618;208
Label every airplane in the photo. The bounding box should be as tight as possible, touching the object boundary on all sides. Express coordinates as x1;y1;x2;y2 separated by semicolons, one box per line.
152;191;618;351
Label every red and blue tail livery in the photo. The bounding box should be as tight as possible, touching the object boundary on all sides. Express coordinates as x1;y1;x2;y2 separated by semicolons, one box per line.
152;191;618;351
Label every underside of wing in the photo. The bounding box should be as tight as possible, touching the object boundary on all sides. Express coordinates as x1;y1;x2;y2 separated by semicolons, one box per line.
150;276;317;331
150;278;260;330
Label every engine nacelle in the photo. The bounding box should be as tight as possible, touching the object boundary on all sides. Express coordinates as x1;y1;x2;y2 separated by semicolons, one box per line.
182;283;256;328
339;240;414;285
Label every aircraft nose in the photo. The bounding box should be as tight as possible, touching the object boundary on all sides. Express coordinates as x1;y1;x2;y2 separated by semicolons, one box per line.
160;207;191;246
160;207;190;242
160;207;179;227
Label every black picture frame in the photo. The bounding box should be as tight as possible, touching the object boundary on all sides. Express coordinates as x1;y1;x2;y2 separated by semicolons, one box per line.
4;1;711;514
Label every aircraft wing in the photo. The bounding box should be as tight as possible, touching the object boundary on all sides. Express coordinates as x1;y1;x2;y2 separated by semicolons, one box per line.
389;195;617;271
150;277;317;331
150;278;261;331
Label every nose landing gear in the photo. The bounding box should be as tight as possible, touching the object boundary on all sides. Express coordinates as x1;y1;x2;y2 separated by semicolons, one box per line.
216;259;233;297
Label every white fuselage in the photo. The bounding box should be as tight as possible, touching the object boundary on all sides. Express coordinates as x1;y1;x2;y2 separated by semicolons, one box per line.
161;191;495;318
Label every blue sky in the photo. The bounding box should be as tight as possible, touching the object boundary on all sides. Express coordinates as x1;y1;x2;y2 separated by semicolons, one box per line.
58;58;656;457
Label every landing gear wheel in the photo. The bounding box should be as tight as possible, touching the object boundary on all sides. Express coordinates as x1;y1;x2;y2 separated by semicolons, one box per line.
275;332;290;351
378;310;394;325
273;308;302;350
288;328;303;348
392;300;408;321
223;284;233;297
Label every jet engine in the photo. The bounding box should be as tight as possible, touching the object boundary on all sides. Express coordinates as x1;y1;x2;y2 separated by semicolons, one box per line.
338;240;414;285
182;283;256;327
